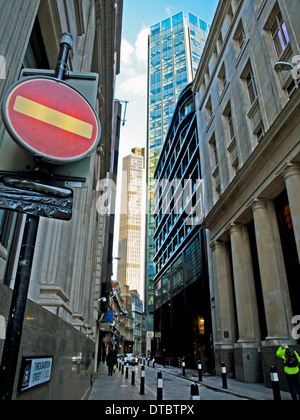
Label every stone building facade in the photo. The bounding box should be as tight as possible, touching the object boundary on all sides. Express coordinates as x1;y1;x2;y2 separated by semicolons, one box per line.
0;0;123;399
193;0;300;386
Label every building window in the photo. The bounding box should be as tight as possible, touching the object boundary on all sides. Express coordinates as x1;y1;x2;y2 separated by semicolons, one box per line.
233;159;239;173
227;109;235;140
246;69;258;105
256;124;265;141
217;32;223;54
271;11;290;57
286;78;299;97
233;20;247;62
212;139;218;168
209;133;220;194
224;102;239;176
205;96;214;128
238;28;247;51
218;63;227;100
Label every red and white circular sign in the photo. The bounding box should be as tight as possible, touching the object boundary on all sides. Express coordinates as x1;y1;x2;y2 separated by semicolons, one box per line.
2;76;101;163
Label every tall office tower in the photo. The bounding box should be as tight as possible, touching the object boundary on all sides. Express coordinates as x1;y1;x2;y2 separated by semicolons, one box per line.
117;148;146;298
147;12;210;316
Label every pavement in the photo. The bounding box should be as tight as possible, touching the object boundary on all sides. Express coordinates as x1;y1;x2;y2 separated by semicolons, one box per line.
89;363;153;401
89;361;293;401
152;363;292;401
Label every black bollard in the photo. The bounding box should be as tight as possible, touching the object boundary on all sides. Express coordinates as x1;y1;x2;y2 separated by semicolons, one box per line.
182;358;186;376
270;366;281;401
131;365;135;386
190;383;200;400
140;366;145;395
125;362;129;379
198;360;203;382
221;362;228;389
157;371;163;401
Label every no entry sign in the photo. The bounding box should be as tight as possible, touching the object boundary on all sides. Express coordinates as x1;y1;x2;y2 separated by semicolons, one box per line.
2;76;101;163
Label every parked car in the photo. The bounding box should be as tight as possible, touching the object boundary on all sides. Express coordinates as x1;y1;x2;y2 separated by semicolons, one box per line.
124;353;138;365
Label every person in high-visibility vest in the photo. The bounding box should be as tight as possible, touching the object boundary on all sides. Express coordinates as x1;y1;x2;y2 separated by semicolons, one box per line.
276;344;300;400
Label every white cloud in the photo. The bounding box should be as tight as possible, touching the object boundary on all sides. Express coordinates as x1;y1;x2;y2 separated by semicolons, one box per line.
165;4;184;17
135;27;149;64
121;38;135;66
119;74;147;96
118;26;149;97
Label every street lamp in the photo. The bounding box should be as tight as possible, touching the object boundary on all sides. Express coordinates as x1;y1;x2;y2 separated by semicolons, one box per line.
274;61;294;71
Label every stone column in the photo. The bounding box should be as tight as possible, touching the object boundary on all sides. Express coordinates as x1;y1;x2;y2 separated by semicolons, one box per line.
230;223;262;382
211;241;236;377
212;241;236;345
229;224;260;344
252;199;290;341
282;163;300;263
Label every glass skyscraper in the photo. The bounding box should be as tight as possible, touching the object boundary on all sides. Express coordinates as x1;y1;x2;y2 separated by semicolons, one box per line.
146;12;210;317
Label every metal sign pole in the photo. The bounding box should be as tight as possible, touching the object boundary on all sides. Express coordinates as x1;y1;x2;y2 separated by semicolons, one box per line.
55;32;73;80
0;216;39;400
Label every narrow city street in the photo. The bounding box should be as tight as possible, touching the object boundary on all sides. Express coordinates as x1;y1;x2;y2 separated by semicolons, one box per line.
89;363;244;401
89;362;293;403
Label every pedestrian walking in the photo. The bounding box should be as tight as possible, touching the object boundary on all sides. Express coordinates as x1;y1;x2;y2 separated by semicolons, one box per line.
162;348;167;367
276;344;300;400
106;348;117;376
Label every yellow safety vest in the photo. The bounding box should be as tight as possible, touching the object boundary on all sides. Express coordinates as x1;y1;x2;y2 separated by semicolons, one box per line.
276;346;300;375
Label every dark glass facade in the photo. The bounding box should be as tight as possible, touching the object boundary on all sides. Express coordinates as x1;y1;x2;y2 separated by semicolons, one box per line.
153;84;213;370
